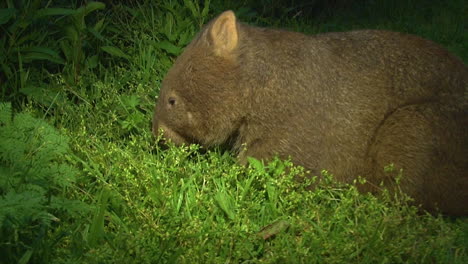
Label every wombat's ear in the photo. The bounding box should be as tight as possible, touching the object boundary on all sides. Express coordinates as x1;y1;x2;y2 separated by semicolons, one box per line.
208;10;238;56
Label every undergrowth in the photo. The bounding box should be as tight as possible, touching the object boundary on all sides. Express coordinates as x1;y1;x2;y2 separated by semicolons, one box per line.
0;103;91;263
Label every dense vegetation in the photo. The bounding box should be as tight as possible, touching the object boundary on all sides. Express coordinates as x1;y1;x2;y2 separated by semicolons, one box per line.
1;0;467;263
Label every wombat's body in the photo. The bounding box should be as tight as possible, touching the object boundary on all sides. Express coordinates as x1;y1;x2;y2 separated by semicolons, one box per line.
153;11;468;215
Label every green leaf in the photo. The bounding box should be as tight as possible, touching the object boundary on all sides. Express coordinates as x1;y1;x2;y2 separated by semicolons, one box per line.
120;95;140;109
34;8;76;19
88;188;110;247
214;190;235;220
247;157;265;173
201;0;211;20
88;27;106;42
59;41;72;61
0;63;13;79
101;45;130;59
163;12;177;42
94;18;105;32
0;102;12;126
178;30;192;46
63;25;79;43
0;8;16;25
18;249;33;264
184;0;199;19
19;85;62;106
155;40;182;55
84;1;106;17
269;159;286;177
86;54;99;69
21;47;65;64
240;172;255;201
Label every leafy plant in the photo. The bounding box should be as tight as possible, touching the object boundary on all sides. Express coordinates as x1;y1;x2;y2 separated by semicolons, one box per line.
0;0;129;100
0;0;66;99
59;1;130;86
0;102;90;263
117;94;147;133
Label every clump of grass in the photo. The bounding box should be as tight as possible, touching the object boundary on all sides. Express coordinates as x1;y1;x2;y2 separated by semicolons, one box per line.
62;127;468;263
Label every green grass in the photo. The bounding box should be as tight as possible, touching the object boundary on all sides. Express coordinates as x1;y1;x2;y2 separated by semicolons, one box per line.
1;0;467;263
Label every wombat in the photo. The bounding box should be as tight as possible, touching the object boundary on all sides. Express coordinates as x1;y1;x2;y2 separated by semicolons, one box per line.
152;11;468;215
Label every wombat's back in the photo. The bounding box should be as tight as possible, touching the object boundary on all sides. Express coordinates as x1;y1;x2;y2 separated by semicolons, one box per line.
241;28;467;111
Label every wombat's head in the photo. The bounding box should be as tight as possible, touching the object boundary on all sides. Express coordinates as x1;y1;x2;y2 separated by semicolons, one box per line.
152;11;248;147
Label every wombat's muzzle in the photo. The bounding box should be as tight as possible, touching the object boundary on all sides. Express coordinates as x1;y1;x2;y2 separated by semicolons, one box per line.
152;117;188;147
151;118;169;149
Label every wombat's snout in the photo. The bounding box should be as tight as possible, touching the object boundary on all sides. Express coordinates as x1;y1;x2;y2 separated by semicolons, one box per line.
151;118;188;147
151;117;163;138
151;118;169;149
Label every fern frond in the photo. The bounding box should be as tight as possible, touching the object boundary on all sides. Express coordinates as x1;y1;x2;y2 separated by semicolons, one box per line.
0;107;90;263
0;102;12;126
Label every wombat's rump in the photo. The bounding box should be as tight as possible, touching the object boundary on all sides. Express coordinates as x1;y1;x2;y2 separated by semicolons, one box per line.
152;11;468;215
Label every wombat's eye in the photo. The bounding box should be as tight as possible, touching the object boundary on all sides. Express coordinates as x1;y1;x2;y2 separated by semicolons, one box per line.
168;97;176;106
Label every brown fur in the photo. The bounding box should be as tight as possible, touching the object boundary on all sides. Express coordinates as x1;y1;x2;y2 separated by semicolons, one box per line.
152;11;468;215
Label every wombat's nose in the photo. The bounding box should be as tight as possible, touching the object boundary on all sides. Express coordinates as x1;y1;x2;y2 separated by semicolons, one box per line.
152;125;168;149
158;138;168;148
153;130;169;149
151;118;167;147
